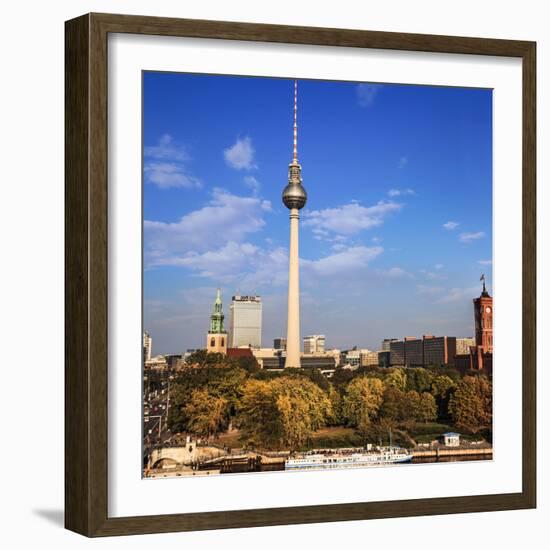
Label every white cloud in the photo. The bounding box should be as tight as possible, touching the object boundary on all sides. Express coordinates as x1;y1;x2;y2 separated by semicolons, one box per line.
303;200;401;237
357;83;382;107
149;240;384;289
435;264;444;270
144;189;271;266
459;231;486;243
303;246;383;277
443;221;459;230
243;175;260;194
478;259;493;265
144;134;188;161
164;241;260;277
387;188;415;197
144;162;202;189
382;267;413;279
144;134;201;189
224;136;257;170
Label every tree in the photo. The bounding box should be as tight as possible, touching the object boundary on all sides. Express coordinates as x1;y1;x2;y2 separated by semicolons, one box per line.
184;349;209;366
406;368;433;393
379;386;406;422
384;368;407;391
167;366;248;432
185;349;227;367
330;367;355;387
430;375;456;420
342;377;384;432
401;390;421;425
326;385;344;425
417;392;437;423
448;376;492;432
231;355;260;372
236;377;332;450
183;388;229;438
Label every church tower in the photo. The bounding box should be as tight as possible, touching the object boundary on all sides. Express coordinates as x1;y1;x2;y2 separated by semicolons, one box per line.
206;288;227;354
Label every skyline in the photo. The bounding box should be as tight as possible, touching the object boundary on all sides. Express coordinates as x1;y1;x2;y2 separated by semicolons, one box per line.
143;73;493;355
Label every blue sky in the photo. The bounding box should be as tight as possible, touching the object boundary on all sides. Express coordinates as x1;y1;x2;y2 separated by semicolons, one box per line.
143;72;493;355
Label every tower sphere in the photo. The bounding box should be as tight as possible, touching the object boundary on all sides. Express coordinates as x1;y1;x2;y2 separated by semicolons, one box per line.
282;179;307;210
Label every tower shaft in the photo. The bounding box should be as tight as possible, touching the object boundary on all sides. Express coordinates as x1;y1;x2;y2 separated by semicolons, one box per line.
285;208;301;368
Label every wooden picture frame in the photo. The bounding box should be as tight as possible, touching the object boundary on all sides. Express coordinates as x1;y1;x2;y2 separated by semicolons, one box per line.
65;12;536;537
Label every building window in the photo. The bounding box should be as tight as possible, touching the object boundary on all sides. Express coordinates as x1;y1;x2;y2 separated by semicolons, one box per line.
221;338;225;347
210;338;215;347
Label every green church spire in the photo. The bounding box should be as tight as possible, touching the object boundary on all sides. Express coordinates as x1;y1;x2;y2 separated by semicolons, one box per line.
209;288;225;333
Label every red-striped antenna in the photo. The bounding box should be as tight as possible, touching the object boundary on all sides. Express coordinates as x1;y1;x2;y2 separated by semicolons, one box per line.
293;80;298;162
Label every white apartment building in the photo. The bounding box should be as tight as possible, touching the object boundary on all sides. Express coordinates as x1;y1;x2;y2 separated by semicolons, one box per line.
360;350;380;367
303;334;326;354
143;331;152;362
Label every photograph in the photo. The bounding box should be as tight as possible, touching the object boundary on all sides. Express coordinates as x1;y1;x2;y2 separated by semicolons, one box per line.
142;73;494;478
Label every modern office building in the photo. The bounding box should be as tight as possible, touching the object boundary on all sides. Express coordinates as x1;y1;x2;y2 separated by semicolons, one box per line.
303;334;326;354
389;335;456;367
261;354;336;371
252;348;280;369
390;340;406;367
229;294;262;349
378;351;391;368
382;338;398;352
404;337;424;367
273;338;287;351
143;331;152;363
325;348;342;367
423;335;456;367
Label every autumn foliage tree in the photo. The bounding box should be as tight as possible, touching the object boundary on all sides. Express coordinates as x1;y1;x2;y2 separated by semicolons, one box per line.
448;375;492;432
430;375;456;420
379;387;436;425
183;388;229;438
342;377;384;433
236;377;332;450
168;367;247;432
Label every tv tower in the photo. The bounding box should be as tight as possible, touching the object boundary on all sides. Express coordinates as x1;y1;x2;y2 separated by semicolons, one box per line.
282;80;307;368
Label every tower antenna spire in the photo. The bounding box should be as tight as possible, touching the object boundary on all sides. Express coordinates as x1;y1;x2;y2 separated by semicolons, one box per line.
293;79;298;163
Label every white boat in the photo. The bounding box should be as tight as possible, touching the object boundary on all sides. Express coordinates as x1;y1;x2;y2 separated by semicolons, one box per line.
285;446;413;470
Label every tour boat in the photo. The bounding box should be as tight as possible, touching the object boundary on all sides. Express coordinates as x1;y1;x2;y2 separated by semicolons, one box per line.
285;446;413;470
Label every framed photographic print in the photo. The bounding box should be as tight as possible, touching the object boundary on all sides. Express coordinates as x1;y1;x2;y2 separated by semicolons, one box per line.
65;13;536;537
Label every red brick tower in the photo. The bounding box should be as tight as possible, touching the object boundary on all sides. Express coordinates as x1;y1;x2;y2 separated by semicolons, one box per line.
471;275;493;371
474;274;493;353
